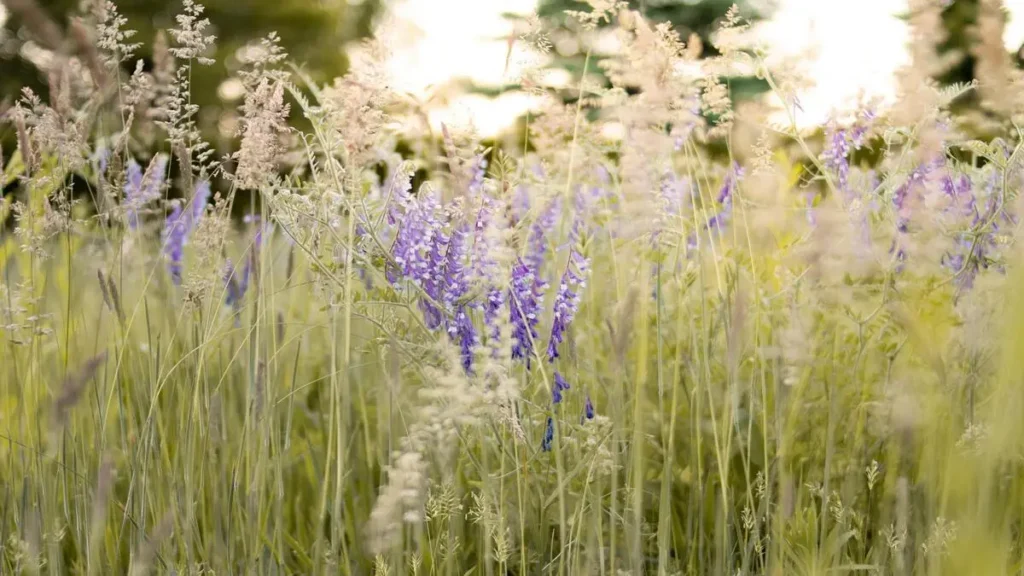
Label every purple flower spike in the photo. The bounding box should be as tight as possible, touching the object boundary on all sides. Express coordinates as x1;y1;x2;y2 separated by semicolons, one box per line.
163;179;210;285
510;258;545;364
822;124;851;195
525;197;562;274
547;250;589;362
541;417;554;452
552;371;571;404
124;155;168;229
717;162;744;205
584;394;595;420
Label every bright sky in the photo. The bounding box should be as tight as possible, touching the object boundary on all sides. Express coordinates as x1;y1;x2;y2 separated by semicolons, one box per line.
387;0;1024;135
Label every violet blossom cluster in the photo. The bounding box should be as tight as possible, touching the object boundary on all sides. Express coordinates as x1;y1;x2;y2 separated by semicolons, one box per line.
163;180;211;285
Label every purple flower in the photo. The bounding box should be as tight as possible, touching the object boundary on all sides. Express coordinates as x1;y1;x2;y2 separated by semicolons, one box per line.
468;155;487;197
421;226;450;330
469;196;506;330
162;180;210;285
584;394;595;420
552;371;571;404
525;197;562;274
546;250;589;362
541;416;554;452
443;223;470;301
93;145;111;175
124;155;168;229
822;125;851;195
390;191;442;286
224;259;245;322
450;306;476;372
384;166;414;227
717;162;744;205
443;223;476;371
510;258;545;364
512;185;531;224
660;171;690;217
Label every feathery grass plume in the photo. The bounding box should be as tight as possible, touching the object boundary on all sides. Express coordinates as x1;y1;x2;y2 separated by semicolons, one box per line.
320;35;394;167
970;0;1024;125
182;191;230;305
892;0;960;158
92;0;141;68
234;33;290;190
157;0;217;181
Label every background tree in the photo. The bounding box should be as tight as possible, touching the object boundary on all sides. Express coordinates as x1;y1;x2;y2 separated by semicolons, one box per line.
0;0;382;139
529;0;772;103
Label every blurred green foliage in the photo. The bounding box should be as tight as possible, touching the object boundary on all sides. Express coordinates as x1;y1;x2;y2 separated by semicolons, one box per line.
0;0;381;125
534;0;771;102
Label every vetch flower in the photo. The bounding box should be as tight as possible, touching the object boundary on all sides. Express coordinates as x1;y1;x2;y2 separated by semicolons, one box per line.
551;371;571;404
541;416;554;452
821;124;851;195
510;258;545;364
584;394;595;420
525;197;562;275
124;154;168;229
163;179;210;285
547;250;589;362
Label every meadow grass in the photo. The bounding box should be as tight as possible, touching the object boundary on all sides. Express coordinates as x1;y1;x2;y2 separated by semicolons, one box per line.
2;1;1024;574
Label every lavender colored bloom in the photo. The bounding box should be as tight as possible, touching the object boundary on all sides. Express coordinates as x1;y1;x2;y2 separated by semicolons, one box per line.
163;180;210;285
660;171;689;217
716;163;744;205
541;416;554;452
450;306;476;372
442;223;477;371
390;192;441;286
510;258;545;364
124;155;168;229
385;166;414;227
512;185;531;224
224;258;245;322
469;196;506;330
93;145;111;175
822;125;851;195
525;197;562;274
584;394;594;420
546;250;589;362
468;155;487;197
443;224;471;306
421;226;450;330
552;371;571;404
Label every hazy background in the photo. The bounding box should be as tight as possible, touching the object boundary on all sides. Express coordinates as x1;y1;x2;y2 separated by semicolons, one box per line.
2;0;1024;139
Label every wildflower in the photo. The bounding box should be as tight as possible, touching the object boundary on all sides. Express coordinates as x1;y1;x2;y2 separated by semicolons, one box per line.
551;371;571;404
224;258;244;317
163;179;210;285
124;154;168;229
421;226;450;330
443;223;476;370
469;196;506;331
717;162;744;205
467;154;487;197
93;144;110;175
390;191;441;286
525;197;562;275
509;258;544;364
821;124;851;195
541;417;554;452
584;394;595;420
547;250;589;362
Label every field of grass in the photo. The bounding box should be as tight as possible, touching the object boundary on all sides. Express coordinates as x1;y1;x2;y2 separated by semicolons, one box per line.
3;1;1024;574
